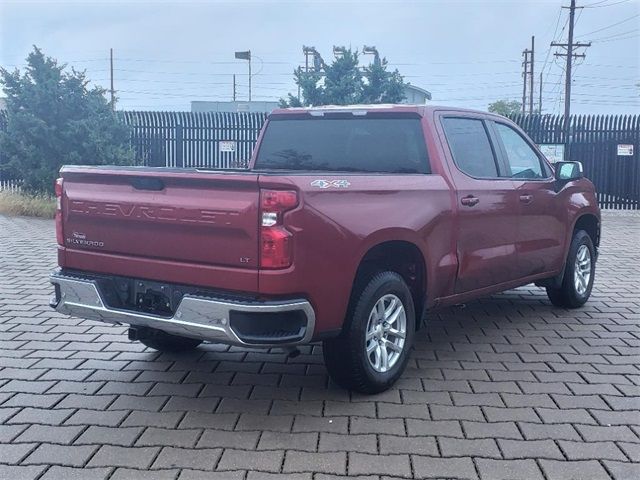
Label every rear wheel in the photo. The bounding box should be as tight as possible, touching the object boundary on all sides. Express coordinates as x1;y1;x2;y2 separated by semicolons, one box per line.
323;271;415;394
546;229;596;308
135;327;203;353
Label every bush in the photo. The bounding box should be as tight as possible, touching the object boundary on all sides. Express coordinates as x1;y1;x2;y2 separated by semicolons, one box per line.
0;191;56;218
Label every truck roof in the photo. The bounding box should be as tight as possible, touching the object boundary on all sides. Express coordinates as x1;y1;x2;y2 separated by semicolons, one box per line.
270;104;489;117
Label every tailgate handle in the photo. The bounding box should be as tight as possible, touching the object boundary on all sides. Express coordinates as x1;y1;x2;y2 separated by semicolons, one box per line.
131;178;165;191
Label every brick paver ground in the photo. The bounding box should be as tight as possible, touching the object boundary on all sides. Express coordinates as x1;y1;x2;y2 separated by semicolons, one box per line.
0;212;639;480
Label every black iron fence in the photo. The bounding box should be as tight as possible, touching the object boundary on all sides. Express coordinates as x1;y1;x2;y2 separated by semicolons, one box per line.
1;110;638;209
510;114;639;210
120;111;267;169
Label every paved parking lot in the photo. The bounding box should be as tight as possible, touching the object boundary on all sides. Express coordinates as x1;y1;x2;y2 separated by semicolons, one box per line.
0;212;639;480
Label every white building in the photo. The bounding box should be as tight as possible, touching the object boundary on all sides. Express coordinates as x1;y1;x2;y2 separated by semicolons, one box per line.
402;85;432;104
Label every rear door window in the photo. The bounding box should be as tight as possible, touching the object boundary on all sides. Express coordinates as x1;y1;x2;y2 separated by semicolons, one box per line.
255;117;430;174
441;117;499;178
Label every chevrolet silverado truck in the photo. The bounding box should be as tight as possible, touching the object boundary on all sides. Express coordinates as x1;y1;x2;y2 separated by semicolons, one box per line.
50;105;600;393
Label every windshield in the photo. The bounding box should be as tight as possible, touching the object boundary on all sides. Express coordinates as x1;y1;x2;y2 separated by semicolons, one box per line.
254;117;430;174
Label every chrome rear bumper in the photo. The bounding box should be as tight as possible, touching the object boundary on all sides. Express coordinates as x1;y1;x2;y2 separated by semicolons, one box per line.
50;272;315;348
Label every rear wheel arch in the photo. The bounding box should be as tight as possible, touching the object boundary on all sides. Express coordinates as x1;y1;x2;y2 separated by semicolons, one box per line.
350;240;427;329
323;270;416;393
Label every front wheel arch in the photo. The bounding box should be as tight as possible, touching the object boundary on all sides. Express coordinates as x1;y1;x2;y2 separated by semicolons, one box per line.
572;213;600;252
546;229;596;308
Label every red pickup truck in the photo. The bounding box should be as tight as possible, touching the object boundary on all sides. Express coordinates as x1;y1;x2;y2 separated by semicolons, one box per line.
50;105;600;393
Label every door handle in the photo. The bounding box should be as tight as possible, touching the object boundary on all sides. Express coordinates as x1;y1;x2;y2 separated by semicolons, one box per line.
461;195;480;207
519;194;533;204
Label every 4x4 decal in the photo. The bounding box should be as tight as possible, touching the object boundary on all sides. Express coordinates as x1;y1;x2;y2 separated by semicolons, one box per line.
310;179;351;189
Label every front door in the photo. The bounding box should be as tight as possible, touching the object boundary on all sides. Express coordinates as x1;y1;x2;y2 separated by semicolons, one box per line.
437;115;521;294
490;121;567;277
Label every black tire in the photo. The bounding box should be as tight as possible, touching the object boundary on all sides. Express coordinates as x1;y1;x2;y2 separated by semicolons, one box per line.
546;229;596;308
323;271;415;394
138;328;203;353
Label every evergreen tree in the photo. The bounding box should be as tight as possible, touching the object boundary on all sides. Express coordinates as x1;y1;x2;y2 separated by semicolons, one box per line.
488;99;522;117
280;48;406;107
0;46;134;193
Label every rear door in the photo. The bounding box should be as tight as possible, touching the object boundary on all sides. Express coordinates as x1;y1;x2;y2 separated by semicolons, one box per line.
489;121;566;277
437;114;520;293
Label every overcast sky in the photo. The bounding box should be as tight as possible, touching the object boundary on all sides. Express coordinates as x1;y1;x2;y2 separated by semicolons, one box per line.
1;0;638;114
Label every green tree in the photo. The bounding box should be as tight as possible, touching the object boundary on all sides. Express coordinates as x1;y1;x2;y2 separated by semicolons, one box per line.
0;46;134;193
280;48;407;107
488;99;522;117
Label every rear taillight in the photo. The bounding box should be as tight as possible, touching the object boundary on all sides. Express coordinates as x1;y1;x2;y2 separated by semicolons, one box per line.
55;177;63;246
260;189;298;269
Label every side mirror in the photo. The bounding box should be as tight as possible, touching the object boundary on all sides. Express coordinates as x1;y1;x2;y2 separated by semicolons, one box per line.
555;161;584;182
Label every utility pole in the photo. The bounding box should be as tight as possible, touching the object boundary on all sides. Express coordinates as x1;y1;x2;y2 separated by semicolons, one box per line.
300;46;326;102
234;50;252;102
302;46;325;73
362;45;381;67
109;48;115;110
529;36;535;115
232;74;236;102
521;40;534;115
333;46;347;59
552;0;591;158
521;48;530;115
539;71;543;114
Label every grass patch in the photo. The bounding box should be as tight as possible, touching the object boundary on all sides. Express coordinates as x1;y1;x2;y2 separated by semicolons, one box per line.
0;191;56;218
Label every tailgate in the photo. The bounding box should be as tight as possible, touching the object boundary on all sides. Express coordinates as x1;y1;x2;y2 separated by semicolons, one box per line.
60;166;260;270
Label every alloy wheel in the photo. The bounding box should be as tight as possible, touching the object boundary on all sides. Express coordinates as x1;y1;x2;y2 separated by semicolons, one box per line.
574;244;592;296
365;294;407;373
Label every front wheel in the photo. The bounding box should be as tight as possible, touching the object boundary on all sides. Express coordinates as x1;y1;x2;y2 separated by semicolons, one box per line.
546;229;596;308
323;271;415;394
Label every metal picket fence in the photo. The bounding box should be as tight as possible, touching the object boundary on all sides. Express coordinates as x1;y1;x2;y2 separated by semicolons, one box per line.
119;111;267;169
510;114;640;210
1;109;638;209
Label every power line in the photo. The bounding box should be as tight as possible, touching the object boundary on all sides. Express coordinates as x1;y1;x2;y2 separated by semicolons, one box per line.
551;0;592;158
583;0;634;8
592;33;640;42
590;28;639;41
577;13;640;37
582;0;616;6
579;63;639;69
540;6;565;80
118;58;290;65
541;6;576;110
109;48;115;110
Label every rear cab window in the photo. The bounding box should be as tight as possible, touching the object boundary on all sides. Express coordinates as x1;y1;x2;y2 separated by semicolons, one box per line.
254;114;430;174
